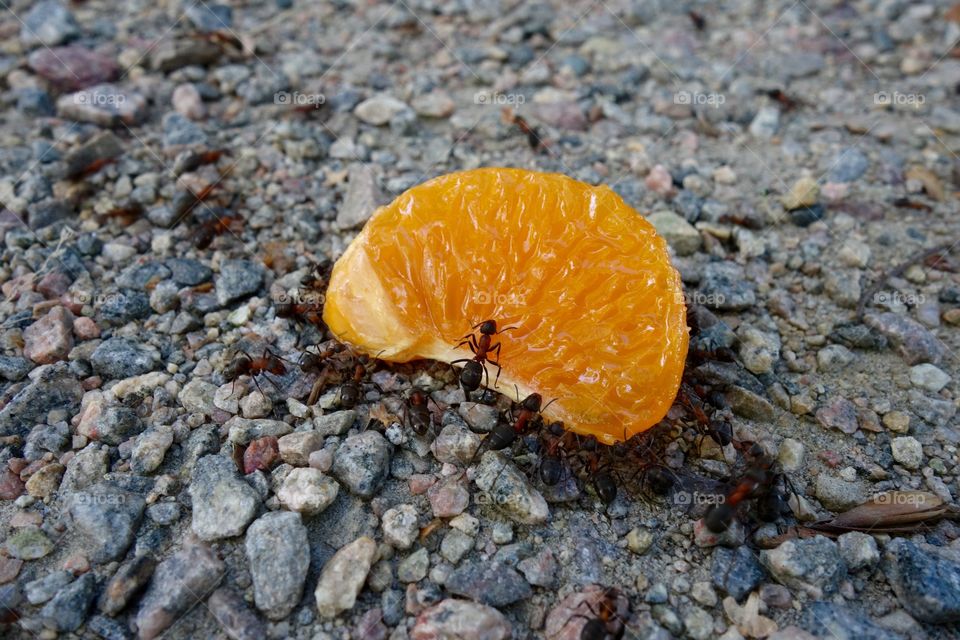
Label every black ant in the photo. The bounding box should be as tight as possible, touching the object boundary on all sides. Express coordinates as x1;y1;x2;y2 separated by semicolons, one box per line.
538;422;570;486
678;383;733;451
338;352;382;409
299;343;345;405
451;319;516;395
276;299;325;328
195;213;243;249
403;389;437;436
223;347;289;396
563;586;628;640
300;259;332;292
703;443;789;533
575;436;621;505
468;389;554;467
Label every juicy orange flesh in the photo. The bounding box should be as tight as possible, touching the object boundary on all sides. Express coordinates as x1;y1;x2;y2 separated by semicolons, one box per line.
324;168;688;444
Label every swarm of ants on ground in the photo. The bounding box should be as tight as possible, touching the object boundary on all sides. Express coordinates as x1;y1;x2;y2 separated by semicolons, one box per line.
216;261;801;541
210;270;807;637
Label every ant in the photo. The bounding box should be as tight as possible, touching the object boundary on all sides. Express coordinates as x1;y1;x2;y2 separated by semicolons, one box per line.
764;88;804;113
562;587;628;640
338;353;382;409
703;443;789;533
538;421;570;486
300;259;333;292
276;299;325;328
403;389;437;436
175;149;227;176
677;383;733;451
468;390;554;468
299;343;345;405
451;319;516;395
223;347;289;397
502;108;550;153
688;10;706;31
195;213;243;249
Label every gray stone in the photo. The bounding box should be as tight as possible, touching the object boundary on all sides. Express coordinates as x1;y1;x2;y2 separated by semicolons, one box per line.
712;546;765;602
313;410;357;435
336;163;383;229
815;475;866;511
890;436;923;470
68;483;146;563
445;561;532;607
801;602;900;640
700;262;756;311
40;573;96;632
430;422;481;465
382;504;419;549
837;532;879;571
354;94;410;125
90;338;158;379
135;544;225;640
0;364;83;437
189;455;261;541
474;451;549;525
883;538;960;623
5;526;53;559
398;547;429;583
648;210;701;256
331;430;392;497
761;536;846;598
216;260;265;306
827;148;870;183
22;1;79;47
130;427;174;474
909;363;950;392
226;417;293;444
208;587;266;640
865;312;946;365
246;511;310;620
26;570;73;605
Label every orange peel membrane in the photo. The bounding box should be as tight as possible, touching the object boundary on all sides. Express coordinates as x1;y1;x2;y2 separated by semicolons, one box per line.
324;168;688;444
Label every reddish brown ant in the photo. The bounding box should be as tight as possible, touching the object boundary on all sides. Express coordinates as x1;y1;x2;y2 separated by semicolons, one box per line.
403;389;438;436
300;259;333;292
175;149;228;176
764;88;804;112
688;10;706;31
501;108;550;153
195;214;243;249
173;183;219;220
562;586;628;640
68;156;116;180
338;352;382;409
677;383;733;451
223;347;289;396
703;443;790;533
276;299;325;328
451;319;516;395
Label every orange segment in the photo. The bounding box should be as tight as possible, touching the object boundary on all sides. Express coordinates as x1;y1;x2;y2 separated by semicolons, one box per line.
323;168;688;444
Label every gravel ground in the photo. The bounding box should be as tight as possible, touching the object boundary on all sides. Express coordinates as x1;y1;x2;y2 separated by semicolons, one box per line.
0;0;959;639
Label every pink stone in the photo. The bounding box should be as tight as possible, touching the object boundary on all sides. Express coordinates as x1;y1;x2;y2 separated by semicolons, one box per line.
243;436;279;474
0;556;23;584
23;306;74;364
36;272;71;299
81;376;102;391
821;182;849;202
645;164;675;197
73;316;101;340
408;474;436;495
412;599;511;640
27;46;119;91
9;511;42;528
427;476;469;518
63;553;90;575
0;468;25;500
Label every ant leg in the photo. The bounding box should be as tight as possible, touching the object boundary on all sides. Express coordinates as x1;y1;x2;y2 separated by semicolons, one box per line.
493;361;503;389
